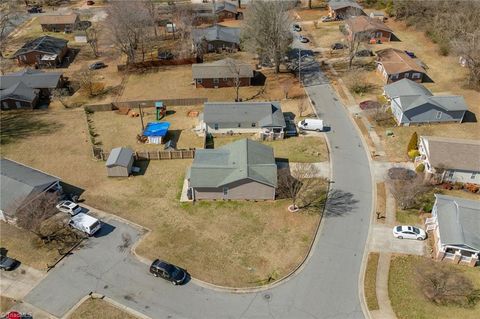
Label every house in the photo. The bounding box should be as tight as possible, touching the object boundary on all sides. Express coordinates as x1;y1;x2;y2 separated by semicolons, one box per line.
199;101;286;138
376;48;428;83
193;0;239;24
192;25;240;53
187;139;277;200
416;136;480;184
192;58;253;88
384;79;468;125
0;158;61;222
106;147;134;177
425;194;479;267
345;16;394;43
327;0;365;19
0;69;64;110
12;36;69;67
38;13;79;33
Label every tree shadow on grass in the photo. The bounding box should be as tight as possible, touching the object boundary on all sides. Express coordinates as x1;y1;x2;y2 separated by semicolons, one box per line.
0;112;63;145
324;189;359;217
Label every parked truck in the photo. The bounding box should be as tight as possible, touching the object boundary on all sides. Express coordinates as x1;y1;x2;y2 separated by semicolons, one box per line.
297;118;325;132
69;213;101;236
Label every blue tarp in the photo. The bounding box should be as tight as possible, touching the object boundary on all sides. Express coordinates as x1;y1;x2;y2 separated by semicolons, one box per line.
143;122;170;137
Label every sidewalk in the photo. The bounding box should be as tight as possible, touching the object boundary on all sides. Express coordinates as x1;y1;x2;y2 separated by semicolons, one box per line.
370;253;397;319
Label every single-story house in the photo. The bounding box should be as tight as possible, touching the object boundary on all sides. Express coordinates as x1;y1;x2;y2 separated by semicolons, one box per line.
12;36;69;67
327;0;365;19
106;147;134;177
425;194;479;267
416;136;480;184
192;25;240;53
384;79;468;125
0;158;61;222
192;58;253;88
187;139;277;200
143;122;171;144
0;69;64;110
199;101;286;138
38;13;79;33
193;0;239;23
376;48;428;83
345;15;394;43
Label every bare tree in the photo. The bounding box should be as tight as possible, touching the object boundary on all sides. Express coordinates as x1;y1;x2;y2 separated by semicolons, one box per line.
346;31;372;69
143;0;159;38
225;58;247;101
86;26;100;57
280;78;294;99
387;173;431;210
0;1;20;58
15;192;59;240
171;4;196;58
51;88;70;108
242;0;294;73
451;30;480;89
78;68;96;97
297;98;308;117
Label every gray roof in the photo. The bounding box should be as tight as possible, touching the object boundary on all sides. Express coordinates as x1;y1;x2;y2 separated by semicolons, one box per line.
0;69;62;90
189;139;277;188
203;102;286;128
434;194;480;252
13;36;68;58
328;0;363;10
0;81;38;102
384;79;468;112
0;158;60;215
192;25;240;44
215;1;238;14
106;147;134;168
192;58;253;79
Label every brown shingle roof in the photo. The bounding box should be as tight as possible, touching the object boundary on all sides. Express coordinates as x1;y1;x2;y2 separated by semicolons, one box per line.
376;48;426;75
192;58;253;79
346;16;392;34
422;136;480;172
38;13;78;25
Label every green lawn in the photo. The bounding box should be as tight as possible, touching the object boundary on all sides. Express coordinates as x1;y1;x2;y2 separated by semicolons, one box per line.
396;209;422;225
389;255;480;319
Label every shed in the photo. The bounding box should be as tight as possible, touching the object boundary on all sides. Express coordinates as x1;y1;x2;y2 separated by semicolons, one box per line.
106;147;134;177
143;122;170;144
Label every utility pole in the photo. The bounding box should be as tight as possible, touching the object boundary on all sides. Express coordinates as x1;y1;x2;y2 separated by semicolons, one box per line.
139;102;146;131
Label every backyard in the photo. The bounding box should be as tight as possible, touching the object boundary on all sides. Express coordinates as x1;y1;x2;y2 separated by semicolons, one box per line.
0;107;326;287
389;255;480;319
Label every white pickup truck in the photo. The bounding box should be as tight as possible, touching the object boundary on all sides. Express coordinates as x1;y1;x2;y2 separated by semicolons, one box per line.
69;213;101;236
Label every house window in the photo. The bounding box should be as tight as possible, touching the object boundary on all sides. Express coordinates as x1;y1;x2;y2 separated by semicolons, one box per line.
213;78;219;84
404;73;409;78
375;31;382;38
197;79;203;84
214;123;219;130
391;73;399;80
2;102;8;109
15;101;21;109
412;73;421;79
238;123;241;128
251;123;256;127
223;187;228;196
448;171;454;179
435;111;442;119
472;172;477;179
224;78;229;82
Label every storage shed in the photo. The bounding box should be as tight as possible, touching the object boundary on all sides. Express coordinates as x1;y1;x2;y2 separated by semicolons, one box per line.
106;147;134;177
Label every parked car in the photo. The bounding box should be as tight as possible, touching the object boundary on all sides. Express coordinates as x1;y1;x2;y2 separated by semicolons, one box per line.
297;118;325;132
56;200;82;215
158;51;174;60
89;61;107;70
284;118;298;137
27;6;42;13
404;50;416;58
292;24;302;32
392;225;427;240
0;255;19;271
299;35;309;43
321;16;335;22
359;100;381;110
331;42;347;50
355;49;374;57
150;259;187;285
69;213;101;236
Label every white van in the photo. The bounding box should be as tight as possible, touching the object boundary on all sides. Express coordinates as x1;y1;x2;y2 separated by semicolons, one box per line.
297;118;324;132
69;213;102;236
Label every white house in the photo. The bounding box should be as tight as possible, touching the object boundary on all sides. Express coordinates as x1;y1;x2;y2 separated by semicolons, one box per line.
416;136;480;185
425;194;479;267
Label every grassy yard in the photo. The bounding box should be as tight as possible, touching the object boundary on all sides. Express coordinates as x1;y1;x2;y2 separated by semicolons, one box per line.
389;255;480;319
0;296;17;313
0;108;324;287
91;105;205;151
396;209;422;225
0;222;62;271
69;298;137;319
364;252;380;310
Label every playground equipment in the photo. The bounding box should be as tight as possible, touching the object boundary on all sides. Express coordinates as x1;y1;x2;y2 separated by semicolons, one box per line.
155;101;167;120
142;122;170;144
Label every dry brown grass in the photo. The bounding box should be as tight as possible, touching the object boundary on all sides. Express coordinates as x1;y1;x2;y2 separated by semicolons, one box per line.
69;298;137;319
0;296;17;313
0;108;324;287
375;182;386;222
364;252;380;310
91;106;205;151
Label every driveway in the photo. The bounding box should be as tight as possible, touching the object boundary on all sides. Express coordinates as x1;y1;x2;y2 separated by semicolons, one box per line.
24;48;373;319
369;225;425;255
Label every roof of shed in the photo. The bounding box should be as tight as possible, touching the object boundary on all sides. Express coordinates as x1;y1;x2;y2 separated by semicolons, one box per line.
106;147;134;168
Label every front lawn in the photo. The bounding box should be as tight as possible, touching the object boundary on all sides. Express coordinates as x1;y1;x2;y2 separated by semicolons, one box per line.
389;255;480;319
364;252;380;310
69;298;137;319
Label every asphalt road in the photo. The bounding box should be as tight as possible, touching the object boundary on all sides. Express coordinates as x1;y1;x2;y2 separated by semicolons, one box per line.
25;47;373;319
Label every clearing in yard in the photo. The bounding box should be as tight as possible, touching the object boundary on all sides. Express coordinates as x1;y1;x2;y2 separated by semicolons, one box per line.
69;298;137;319
389;255;480;319
364;252;380;311
0;108;326;287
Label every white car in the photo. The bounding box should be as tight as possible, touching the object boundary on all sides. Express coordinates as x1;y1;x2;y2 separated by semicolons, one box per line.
392;225;427;240
56;200;82;216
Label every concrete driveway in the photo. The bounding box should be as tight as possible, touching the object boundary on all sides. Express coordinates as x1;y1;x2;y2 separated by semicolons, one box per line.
369;224;425;255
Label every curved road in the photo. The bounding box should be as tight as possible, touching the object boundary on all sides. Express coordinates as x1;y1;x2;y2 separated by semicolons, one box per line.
25;65;373;319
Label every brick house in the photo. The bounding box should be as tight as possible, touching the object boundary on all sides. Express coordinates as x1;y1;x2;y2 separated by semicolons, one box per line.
376;48;428;83
12;36;69;68
192;58;253;88
192;25;240;53
38;13;79;33
345;15;394;43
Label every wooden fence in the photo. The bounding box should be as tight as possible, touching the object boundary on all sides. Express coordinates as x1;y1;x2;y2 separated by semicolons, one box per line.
84;97;208;112
93;146;195;161
117;57;199;72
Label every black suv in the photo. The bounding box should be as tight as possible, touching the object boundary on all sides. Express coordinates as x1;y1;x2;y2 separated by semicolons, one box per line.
150;259;187;285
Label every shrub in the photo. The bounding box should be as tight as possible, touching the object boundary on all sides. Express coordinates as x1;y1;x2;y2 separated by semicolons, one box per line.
406;131;418;153
453;182;464;190
438;42;450;56
415;163;425;173
408;149;420;160
465;183;480;193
